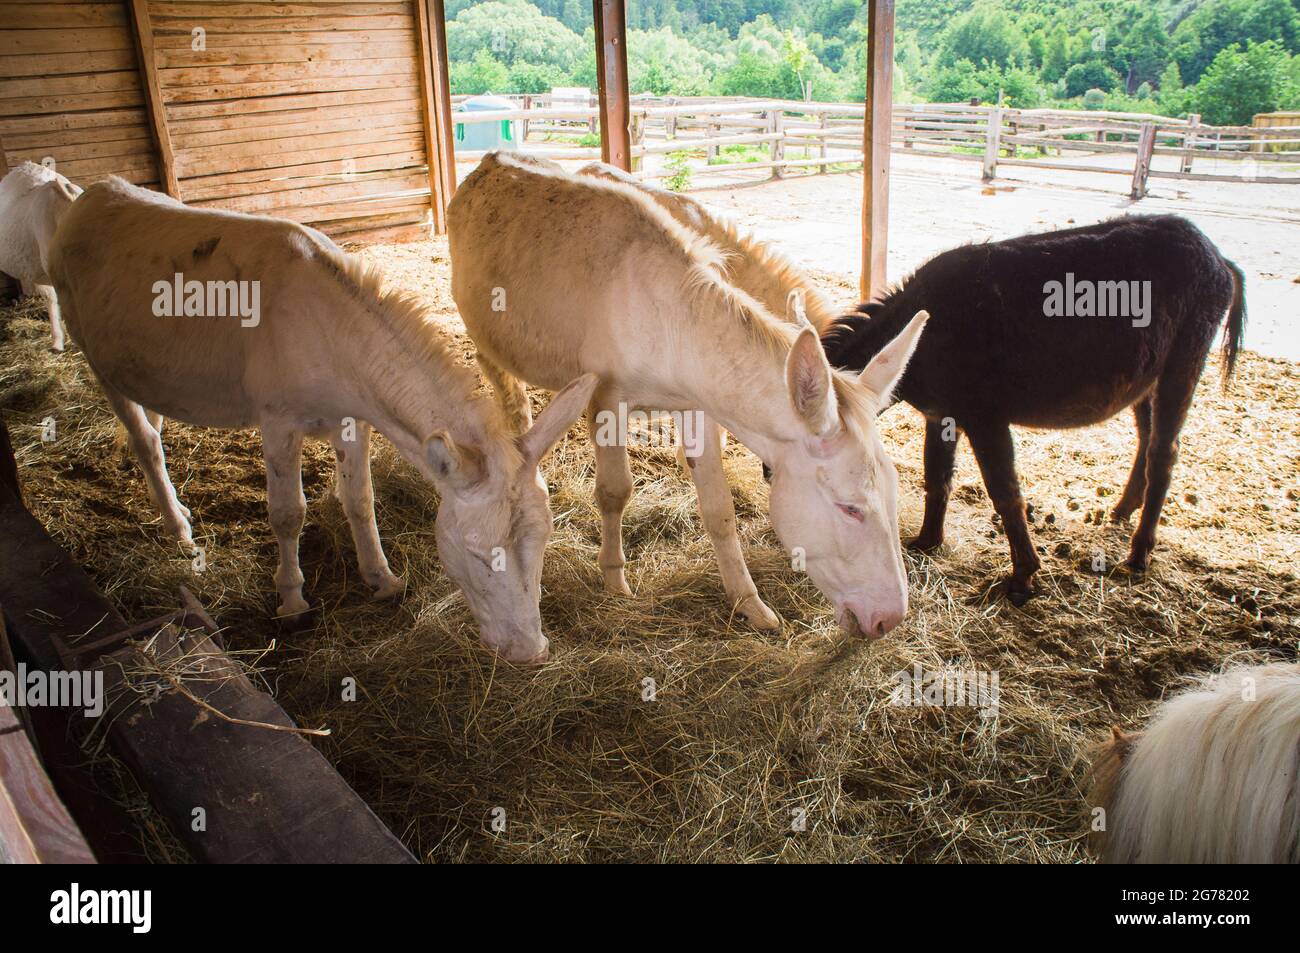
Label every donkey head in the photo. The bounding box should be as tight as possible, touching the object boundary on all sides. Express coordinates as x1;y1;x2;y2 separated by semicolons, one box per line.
766;312;928;638
427;374;598;663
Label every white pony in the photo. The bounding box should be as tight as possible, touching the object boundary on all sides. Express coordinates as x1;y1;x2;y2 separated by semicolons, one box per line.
1090;662;1300;863
450;153;927;637
47;177;595;663
0;162;82;350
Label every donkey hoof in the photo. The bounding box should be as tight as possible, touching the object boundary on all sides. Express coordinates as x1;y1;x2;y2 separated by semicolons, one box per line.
276;595;311;618
1124;552;1151;573
907;534;943;553
370;573;407;601
602;568;633;596
1003;578;1037;607
737;595;780;630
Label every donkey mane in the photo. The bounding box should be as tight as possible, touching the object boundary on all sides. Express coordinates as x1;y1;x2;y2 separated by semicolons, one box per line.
308;232;516;457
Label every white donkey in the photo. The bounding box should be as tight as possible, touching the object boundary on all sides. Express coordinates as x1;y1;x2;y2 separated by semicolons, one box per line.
0;162;82;351
577;162;842;332
47;177;595;663
450;153;927;638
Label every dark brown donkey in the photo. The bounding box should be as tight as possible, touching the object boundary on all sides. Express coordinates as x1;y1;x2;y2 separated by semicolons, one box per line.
822;215;1246;603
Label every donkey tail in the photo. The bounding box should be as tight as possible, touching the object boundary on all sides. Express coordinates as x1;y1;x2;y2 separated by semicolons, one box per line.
1220;258;1247;388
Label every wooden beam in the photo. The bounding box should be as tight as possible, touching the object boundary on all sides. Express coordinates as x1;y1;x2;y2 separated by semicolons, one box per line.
414;0;447;232
860;0;894;300
425;0;455;226
592;0;631;171
126;0;179;197
1130;121;1155;199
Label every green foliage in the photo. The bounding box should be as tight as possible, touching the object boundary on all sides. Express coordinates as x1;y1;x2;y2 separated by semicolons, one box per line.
1190;40;1298;124
663;151;693;191
440;0;1300;126
1063;59;1122;97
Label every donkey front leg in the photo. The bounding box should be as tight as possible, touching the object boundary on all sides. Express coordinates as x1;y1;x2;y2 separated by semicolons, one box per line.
909;416;960;551
477;352;532;434
331;422;405;600
1112;397;1152;523
966;422;1040;605
588;388;634;595
683;415;779;629
1127;372;1197;571
100;383;193;546
262;425;310;617
36;285;64;352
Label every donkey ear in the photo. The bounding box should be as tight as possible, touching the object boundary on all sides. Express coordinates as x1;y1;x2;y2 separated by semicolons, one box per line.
518;372;599;467
786;288;810;327
785;326;838;435
425;431;485;490
859;310;928;406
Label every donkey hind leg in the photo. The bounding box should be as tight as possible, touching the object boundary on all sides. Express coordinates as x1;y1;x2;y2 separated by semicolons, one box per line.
262;425;310;617
477;352;532;434
965;422;1041;606
909;417;961;551
100;383;193;547
682;414;779;629
36;284;63;352
588;387;636;595
1111;397;1152;523
331;422;405;600
1127;369;1198;571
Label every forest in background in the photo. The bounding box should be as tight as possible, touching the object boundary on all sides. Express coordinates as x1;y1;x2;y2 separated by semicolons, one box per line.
444;0;1300;124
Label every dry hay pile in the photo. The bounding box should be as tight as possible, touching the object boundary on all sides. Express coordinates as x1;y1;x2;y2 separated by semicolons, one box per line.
1;238;1296;863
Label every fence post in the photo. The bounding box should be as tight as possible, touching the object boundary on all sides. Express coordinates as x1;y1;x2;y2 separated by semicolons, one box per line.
706;121;719;160
521;94;531;143
1130;121;1156;199
630;112;644;172
1181;113;1200;173
666;97;677;139
769;109;785;178
982;102;1003;181
819;113;829;172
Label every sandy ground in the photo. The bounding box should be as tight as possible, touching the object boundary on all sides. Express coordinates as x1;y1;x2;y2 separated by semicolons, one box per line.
648;152;1300;361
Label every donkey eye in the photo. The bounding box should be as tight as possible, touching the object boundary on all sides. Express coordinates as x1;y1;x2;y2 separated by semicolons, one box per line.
836;503;865;523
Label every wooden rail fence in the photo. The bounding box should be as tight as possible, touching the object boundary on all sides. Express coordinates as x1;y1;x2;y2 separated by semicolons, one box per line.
452;95;1300;193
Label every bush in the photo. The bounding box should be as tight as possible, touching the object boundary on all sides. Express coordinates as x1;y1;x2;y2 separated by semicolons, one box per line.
1064;60;1122;97
1083;87;1106;109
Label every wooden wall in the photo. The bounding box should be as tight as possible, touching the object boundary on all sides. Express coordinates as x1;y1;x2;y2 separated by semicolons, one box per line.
0;0;443;243
0;1;160;188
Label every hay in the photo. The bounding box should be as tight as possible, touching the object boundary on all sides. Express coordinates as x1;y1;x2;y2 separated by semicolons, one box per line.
1;237;1296;863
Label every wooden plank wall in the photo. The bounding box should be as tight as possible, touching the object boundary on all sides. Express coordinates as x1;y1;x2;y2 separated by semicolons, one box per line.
0;0;437;243
0;0;161;188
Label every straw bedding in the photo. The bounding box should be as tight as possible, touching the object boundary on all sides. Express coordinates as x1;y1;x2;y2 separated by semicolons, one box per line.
1;237;1295;862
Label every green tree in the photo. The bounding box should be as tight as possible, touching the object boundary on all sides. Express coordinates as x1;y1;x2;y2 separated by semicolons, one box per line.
1114;11;1171;92
1064;59;1122;97
936;4;1030;69
447;0;585;74
451;48;510;94
1191;40;1297;124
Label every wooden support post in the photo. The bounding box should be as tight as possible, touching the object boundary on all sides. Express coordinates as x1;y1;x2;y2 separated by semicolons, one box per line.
630;112;644;172
819;113;830;171
127;0;180;198
418;0;456;233
666;98;678;139
706;122;719;160
592;0;631;172
521;94;532;143
769;109;784;179
1131;121;1156;199
1181;113;1200;174
982;99;1003;182
861;0;895;300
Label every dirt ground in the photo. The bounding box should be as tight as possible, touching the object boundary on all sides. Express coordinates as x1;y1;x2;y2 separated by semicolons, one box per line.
2;190;1297;860
658;152;1300;361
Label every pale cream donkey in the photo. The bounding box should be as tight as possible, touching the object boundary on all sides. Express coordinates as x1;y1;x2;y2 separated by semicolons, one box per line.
47;177;594;663
0;162;82;351
450;153;927;637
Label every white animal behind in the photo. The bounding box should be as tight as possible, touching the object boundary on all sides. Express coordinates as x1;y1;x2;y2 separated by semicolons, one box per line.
47;176;594;663
1091;662;1300;863
450;153;928;638
0;162;82;350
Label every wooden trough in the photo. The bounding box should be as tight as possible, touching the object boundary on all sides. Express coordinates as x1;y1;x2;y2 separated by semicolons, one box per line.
0;414;415;864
